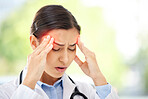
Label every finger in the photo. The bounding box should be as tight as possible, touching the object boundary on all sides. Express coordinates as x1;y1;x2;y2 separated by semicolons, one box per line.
44;37;54;53
35;35;51;52
34;35;51;55
74;55;83;67
77;37;91;56
45;37;54;49
40;44;53;57
40;37;54;57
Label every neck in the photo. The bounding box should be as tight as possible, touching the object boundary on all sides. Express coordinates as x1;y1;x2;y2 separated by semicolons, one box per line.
40;72;60;85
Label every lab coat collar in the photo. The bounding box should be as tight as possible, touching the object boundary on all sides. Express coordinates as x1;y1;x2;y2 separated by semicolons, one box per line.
20;66;76;99
20;66;49;98
63;73;76;99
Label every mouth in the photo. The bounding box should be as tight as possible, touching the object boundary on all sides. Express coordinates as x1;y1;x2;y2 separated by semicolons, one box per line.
55;67;67;72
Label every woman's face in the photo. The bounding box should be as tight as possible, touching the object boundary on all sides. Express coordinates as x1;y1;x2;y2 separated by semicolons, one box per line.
40;28;79;78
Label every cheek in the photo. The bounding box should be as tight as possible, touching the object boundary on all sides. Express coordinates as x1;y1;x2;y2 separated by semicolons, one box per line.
46;52;57;64
46;50;76;64
69;51;76;61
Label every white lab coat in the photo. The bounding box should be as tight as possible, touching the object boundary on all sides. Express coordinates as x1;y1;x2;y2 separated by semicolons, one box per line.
0;67;119;99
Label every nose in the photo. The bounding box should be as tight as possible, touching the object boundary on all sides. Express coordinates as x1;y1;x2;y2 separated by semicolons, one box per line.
59;50;69;65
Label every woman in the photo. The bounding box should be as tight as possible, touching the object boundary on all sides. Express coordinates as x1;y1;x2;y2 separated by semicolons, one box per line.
0;5;119;99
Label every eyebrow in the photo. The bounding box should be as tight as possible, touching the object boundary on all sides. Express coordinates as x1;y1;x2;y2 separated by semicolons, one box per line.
54;42;76;46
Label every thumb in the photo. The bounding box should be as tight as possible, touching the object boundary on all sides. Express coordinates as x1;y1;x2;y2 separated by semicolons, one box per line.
74;55;83;67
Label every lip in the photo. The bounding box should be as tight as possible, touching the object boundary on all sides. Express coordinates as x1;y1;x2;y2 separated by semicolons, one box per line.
55;67;67;72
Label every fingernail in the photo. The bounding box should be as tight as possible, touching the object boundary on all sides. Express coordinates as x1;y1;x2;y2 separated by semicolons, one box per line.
49;37;54;43
51;37;54;42
79;36;81;41
76;36;80;44
78;36;81;43
44;38;46;41
50;44;53;48
76;37;79;44
47;35;50;39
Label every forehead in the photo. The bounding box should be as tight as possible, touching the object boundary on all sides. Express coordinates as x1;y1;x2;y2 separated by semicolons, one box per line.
43;28;79;44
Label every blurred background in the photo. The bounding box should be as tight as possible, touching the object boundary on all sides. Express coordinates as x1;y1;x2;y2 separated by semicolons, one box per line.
0;0;148;98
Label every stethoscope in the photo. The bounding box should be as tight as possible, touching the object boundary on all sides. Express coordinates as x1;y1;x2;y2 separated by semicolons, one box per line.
19;70;88;99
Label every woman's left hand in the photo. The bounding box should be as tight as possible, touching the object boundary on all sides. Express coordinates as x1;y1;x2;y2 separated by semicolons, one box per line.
74;36;107;86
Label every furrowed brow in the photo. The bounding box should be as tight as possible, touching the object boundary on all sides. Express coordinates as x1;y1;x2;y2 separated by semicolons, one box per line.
54;42;65;46
54;42;76;46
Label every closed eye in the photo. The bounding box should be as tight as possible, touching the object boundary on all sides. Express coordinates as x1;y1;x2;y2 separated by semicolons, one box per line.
52;48;76;51
68;48;76;51
52;48;60;51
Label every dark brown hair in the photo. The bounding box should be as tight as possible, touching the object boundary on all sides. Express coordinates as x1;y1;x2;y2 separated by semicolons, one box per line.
30;5;81;40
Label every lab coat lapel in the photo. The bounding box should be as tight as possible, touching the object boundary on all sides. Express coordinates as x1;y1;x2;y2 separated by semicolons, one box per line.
63;74;76;99
21;67;77;99
34;84;49;99
20;67;49;99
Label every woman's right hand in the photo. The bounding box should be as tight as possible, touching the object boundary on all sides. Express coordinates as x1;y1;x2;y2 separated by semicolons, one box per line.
22;35;54;89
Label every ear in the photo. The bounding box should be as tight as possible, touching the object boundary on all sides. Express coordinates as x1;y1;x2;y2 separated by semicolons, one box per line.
30;35;39;50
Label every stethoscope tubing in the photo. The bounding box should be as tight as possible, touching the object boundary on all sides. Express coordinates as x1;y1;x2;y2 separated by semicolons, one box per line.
19;70;88;99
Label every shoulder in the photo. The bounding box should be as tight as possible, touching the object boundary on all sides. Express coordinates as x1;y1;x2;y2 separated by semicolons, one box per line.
75;81;95;89
75;81;96;94
0;78;18;89
0;78;18;98
72;81;101;99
